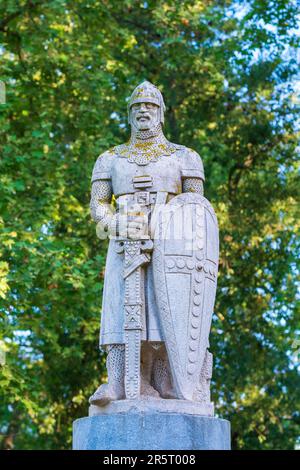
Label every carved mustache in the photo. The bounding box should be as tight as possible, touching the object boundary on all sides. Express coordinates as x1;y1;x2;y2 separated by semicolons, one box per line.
137;114;150;120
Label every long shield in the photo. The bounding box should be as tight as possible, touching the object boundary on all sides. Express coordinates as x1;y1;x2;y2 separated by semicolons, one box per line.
152;193;219;400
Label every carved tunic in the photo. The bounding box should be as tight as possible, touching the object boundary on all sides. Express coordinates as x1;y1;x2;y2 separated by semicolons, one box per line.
90;142;205;346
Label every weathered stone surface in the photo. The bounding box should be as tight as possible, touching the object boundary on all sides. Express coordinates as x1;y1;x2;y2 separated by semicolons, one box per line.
89;398;214;417
88;81;219;407
74;81;231;452
152;193;218;401
73;413;230;450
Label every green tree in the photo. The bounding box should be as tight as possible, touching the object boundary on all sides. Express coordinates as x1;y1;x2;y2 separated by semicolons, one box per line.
0;0;299;449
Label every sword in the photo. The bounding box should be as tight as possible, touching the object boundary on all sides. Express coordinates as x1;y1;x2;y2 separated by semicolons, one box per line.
115;210;153;400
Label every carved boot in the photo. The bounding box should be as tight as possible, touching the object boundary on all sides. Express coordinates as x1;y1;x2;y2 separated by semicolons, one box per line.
152;346;177;399
89;345;125;406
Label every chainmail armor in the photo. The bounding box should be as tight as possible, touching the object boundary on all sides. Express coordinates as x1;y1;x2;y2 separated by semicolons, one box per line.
106;344;125;383
108;121;180;166
183;177;204;195
153;357;169;385
90;180;115;231
132;123;162;140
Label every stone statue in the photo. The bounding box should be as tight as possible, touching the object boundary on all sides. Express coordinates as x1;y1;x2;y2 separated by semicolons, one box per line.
73;82;230;450
88;81;219;415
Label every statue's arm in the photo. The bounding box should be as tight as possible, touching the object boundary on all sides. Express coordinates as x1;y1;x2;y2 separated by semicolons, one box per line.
90;180;117;233
181;148;205;195
182;177;204;196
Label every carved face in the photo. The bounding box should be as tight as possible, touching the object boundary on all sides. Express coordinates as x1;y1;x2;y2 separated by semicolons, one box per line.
130;102;160;131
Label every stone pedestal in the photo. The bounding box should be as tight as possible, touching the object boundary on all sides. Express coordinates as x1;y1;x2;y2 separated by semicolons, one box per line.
73;399;230;450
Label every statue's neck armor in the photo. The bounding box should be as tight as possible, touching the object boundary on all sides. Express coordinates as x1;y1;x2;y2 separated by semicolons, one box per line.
130;123;163;142
111;124;178;166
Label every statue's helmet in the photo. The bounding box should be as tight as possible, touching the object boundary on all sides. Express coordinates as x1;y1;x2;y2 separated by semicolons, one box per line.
128;81;166;124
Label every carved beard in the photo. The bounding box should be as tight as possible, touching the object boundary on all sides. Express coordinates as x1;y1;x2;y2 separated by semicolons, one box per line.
131;123;164;141
129;109;164;141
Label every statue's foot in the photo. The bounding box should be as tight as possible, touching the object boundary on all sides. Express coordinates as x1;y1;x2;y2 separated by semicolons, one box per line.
153;375;177;399
89;383;125;406
141;379;160;398
158;387;177;399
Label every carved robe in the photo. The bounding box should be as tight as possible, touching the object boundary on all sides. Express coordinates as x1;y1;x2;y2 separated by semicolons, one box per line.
91;141;205;347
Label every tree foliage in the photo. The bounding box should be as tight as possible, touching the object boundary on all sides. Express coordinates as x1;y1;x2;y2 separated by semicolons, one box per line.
0;0;299;450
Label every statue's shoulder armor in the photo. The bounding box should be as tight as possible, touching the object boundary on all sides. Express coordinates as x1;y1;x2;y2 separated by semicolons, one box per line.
177;146;205;181
173;143;186;152
173;143;200;158
91;148;115;183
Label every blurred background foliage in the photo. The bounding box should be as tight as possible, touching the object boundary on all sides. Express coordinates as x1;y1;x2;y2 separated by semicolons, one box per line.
0;0;299;450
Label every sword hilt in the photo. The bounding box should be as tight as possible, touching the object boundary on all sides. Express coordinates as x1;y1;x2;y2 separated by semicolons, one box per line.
115;237;153;254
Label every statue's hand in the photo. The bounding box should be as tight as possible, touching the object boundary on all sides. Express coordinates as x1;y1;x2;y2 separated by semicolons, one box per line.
127;215;148;239
117;212;148;239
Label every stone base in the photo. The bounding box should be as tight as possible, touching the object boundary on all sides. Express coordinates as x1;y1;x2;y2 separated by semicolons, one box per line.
73;400;230;450
89;398;214;417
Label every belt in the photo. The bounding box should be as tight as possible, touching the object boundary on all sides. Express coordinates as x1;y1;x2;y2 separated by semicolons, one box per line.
117;192;158;208
116;192;174;239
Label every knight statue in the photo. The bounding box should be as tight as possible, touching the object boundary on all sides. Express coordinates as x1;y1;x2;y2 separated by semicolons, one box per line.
89;81;219;414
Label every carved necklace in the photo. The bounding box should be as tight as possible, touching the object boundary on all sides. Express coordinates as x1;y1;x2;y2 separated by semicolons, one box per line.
110;125;178;166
